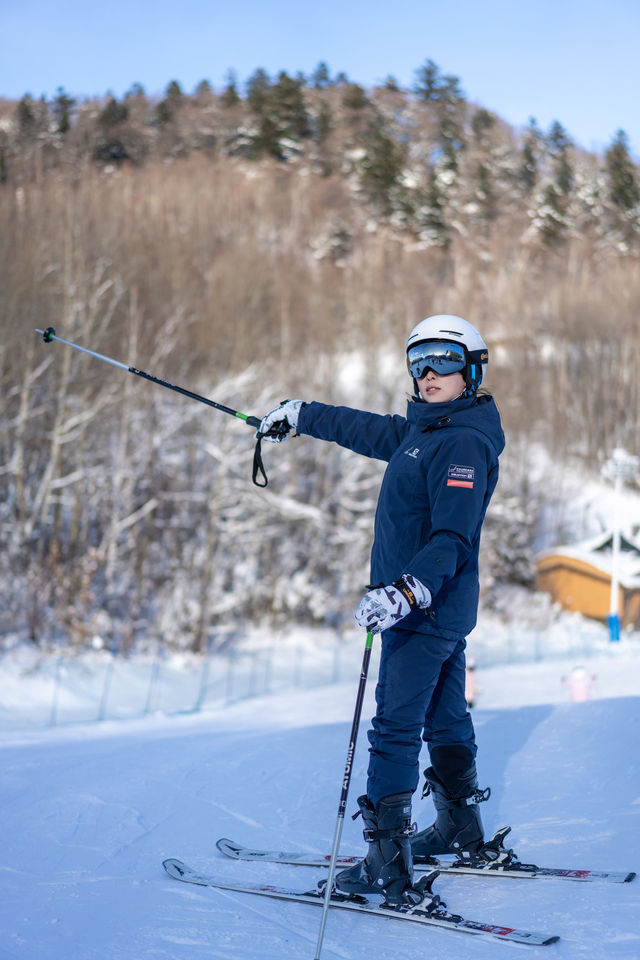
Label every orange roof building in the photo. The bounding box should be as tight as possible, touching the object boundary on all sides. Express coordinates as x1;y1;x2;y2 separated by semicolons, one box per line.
536;531;640;628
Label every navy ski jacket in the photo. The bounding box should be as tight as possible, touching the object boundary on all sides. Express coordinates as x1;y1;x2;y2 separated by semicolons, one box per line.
297;394;505;641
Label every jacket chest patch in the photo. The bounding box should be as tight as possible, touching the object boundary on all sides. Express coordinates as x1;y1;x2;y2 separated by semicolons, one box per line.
404;446;421;460
447;464;475;489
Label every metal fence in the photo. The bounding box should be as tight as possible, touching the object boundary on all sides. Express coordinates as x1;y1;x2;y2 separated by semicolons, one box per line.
2;638;374;731
2;621;638;732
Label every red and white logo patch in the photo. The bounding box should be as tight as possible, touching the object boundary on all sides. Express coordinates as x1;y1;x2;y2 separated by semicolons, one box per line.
447;464;475;489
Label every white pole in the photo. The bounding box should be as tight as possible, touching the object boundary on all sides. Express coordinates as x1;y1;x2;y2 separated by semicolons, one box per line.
603;447;639;642
608;470;622;642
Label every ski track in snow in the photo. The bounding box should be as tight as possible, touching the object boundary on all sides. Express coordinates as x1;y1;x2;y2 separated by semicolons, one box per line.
0;653;639;959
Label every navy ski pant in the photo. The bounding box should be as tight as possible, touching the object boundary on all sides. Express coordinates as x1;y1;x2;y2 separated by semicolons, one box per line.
366;626;476;808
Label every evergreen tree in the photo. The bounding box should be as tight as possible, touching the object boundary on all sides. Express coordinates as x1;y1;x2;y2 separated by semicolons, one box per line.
246;68;271;113
124;82;146;100
520;117;541;194
471;107;496;145
413;59;464;105
313;100;332;143
383;75;401;92
475;162;497;222
413;59;441;101
547;119;571;155
155;100;173;126
417;168;449;246
547;120;573;194
244;69;310;158
311;62;331;88
438;73;465;106
252;114;282;159
414;59;465;172
342;83;369;110
165;80;184;102
16;94;38;134
535;182;569;246
360;119;405;214
270;71;310;140
155;80;185;126
221;69;241;107
195;79;213;100
605;129;640;212
437;112;465;174
99;96;129;127
51;87;75;135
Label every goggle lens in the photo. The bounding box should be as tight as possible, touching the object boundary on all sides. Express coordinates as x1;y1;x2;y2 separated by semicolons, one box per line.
407;341;466;379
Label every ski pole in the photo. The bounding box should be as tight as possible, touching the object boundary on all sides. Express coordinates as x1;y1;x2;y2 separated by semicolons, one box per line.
314;630;374;960
36;326;270;486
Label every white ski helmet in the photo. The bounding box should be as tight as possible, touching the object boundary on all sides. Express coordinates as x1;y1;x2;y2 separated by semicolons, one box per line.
406;314;488;396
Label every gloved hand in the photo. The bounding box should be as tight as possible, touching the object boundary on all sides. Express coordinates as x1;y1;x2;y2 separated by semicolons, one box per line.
355;574;432;634
257;399;304;443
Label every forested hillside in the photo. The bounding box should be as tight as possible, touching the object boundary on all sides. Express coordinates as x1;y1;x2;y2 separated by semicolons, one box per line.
1;61;639;651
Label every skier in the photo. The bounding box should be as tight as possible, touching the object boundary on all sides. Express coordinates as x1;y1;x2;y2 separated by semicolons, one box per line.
258;315;505;905
465;657;479;708
562;665;597;702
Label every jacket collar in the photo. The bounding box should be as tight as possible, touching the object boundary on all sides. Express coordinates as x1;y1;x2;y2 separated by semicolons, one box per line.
405;394;477;428
405;394;505;456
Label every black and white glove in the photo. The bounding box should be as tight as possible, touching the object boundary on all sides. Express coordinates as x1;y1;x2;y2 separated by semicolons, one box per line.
257;399;304;443
355;574;432;634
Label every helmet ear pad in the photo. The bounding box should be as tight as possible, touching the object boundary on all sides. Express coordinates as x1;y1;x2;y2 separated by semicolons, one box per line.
464;348;488;395
464;362;479;396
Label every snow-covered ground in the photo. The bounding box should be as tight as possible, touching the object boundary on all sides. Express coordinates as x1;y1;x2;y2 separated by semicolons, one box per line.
1;648;639;960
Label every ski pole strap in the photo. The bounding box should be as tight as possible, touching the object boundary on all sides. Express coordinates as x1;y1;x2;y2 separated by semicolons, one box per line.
251;435;268;487
228;411;269;487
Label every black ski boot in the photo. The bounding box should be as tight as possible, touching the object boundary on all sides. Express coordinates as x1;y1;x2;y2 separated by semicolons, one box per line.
411;745;490;862
335;792;415;905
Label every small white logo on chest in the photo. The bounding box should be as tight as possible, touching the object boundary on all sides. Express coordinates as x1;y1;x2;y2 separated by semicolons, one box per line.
404;447;420;459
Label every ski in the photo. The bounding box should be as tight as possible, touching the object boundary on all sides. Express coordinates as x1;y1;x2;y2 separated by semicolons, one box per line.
163;858;559;946
216;831;636;884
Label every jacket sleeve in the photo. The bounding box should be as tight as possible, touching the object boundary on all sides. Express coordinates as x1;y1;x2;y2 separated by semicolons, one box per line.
297;401;410;462
404;431;493;597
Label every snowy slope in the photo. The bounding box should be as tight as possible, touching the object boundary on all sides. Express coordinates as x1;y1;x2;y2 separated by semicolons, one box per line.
1;656;639;960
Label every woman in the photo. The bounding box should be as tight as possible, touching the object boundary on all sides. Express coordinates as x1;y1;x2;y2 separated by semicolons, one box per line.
258;314;505;905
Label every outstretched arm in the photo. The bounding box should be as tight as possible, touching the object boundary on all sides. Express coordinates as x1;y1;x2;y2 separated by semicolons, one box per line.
257;400;410;462
297;401;410;462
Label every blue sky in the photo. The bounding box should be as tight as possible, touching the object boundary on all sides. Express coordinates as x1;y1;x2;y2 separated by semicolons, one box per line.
1;0;638;157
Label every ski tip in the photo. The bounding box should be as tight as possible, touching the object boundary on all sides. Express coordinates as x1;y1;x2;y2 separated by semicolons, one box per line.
543;935;561;946
163;858;186;878
624;871;636;883
216;838;240;857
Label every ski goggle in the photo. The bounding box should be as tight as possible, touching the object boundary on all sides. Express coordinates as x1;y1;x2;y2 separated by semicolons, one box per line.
406;341;467;379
